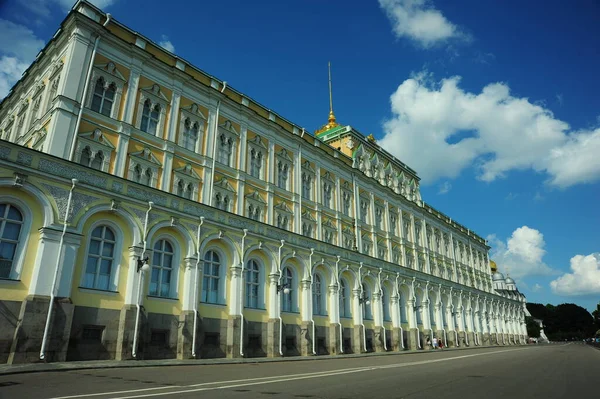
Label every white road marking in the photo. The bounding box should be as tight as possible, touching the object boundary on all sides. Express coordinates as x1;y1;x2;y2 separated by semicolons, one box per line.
104;347;533;399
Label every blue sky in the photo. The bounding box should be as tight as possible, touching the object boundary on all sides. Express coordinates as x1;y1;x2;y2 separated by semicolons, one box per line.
1;0;599;311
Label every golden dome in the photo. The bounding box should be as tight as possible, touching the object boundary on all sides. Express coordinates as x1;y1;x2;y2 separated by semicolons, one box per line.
490;260;497;272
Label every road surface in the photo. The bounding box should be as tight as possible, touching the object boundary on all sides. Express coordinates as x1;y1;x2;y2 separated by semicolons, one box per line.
0;343;596;399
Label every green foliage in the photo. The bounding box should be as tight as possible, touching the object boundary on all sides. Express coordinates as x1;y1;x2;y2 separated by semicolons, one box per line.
527;302;597;340
525;316;541;338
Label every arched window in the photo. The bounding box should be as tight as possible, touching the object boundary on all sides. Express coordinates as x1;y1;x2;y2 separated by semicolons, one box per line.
83;225;115;290
277;161;288;189
150;239;174;297
339;278;350;318
141;100;160;135
281;266;294;312
141;168;152;187
0;204;23;279
217;134;233;166
80;146;92;167
91;77;115;117
362;283;373;320
302;172;312;199
312;273;325;316
91;151;104;170
202;250;221;304
382;287;391;322
176;180;192;199
183;119;198;151
245;259;261;309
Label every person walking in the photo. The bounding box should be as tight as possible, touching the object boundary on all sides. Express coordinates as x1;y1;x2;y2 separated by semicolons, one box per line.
432;337;438;350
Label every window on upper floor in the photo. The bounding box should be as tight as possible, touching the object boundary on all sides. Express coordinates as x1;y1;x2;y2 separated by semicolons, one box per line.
277;161;289;190
359;199;369;224
247;203;262;221
389;212;398;236
217;133;234;166
79;146;105;171
248;148;263;179
302;172;312;200
302;221;313;238
91;77;116;117
323;228;335;244
322;180;333;209
276;213;289;230
214;192;232;212
375;206;384;230
312;274;326;316
176;180;193;199
46;77;59;113
342;190;352;217
182;118;199;151
140;99;161;135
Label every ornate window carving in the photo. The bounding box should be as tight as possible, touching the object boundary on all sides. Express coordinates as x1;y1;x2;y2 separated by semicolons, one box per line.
247;135;266;179
213;177;235;212
173;164;201;201
128;147;161;187
361;234;372;255
377;241;387;260
216;120;238;167
87;62;125;119
301;161;314;201
276;149;292;190
375;205;384;231
342;227;354;250
136;84;167;137
341;183;352;216
274;202;292;230
322;219;336;244
178;103;206;152
321;172;334;209
392;246;400;264
359;197;369;224
75;129;114;172
389;210;398;236
245;191;265;222
301;211;315;238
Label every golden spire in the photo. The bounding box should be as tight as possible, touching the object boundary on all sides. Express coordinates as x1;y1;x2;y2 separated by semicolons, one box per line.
315;61;340;135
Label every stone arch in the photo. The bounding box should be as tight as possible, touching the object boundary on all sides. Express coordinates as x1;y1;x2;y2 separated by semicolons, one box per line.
0;178;54;226
198;233;240;268
398;282;411;324
147;221;195;258
75;203;141;245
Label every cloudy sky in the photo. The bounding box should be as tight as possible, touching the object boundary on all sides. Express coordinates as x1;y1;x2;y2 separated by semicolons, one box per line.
1;0;599;310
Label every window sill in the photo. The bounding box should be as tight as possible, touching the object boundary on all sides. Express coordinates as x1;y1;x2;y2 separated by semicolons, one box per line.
0;277;21;285
281;310;300;315
147;295;179;302
244;307;267;311
200;302;227;307
78;287;119;296
314;314;328;318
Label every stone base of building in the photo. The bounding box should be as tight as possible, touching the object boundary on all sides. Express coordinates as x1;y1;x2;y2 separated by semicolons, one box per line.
225;315;242;358
300;321;313;356
391;328;405;351
457;331;466;347
176;310;196;359
8;296;74;364
483;333;490;346
408;328;419;350
329;323;341;355
445;330;456;347
353;325;365;353
467;332;475;346
374;326;386;352
489;333;498;345
267;319;282;357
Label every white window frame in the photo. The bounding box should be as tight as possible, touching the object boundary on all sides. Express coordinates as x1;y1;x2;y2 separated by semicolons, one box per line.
245;258;264;309
276;149;292;190
213;177;236;212
173;164;201;201
127;147;161;188
86;62;125;119
274;202;293;230
201;247;227;305
245;191;265;222
80;220;123;292
312;273;327;316
178;103;206;153
75;129;115;173
359;197;369;224
0;197;31;281
148;235;180;299
246;135;266;180
135;84;168;137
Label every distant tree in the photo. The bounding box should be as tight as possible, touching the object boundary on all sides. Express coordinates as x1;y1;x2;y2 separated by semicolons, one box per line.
526;316;541;338
526;302;596;341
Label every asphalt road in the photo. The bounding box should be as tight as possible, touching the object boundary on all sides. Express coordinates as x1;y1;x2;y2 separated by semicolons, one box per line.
0;343;597;399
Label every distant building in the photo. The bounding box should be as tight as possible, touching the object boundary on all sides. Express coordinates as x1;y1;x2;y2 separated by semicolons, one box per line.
0;1;527;364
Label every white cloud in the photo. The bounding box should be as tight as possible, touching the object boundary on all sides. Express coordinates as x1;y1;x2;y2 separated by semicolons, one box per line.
531;283;543;292
378;73;600;188
487;226;556;279
0;19;44;99
158;35;175;53
505;192;518;200
378;0;465;48
550;253;600;296
437;181;451;194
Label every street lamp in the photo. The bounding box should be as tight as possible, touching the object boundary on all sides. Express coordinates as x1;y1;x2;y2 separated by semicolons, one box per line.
136;256;150;273
277;282;291;295
358;292;370;305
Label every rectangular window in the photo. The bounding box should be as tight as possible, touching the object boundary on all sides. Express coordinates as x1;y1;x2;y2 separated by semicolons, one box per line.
204;332;220;347
82;325;104;342
150;329;169;346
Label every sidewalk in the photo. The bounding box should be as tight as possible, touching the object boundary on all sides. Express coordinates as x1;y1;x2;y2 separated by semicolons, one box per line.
0;344;518;376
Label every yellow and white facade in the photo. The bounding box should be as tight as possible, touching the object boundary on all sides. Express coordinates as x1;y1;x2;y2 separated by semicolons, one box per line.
0;1;527;364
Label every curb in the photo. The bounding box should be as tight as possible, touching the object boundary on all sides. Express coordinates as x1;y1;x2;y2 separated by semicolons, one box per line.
0;345;525;376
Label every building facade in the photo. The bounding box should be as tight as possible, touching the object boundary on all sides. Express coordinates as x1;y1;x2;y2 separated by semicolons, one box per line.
0;1;527;364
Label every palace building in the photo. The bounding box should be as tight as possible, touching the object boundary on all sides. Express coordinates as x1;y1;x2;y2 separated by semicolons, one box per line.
0;1;527;364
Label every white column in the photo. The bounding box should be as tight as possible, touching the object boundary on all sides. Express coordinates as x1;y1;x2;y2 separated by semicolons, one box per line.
294;149;302;234
229;264;243;316
238;126;248;171
161;143;174;192
301;279;312;322
373;291;383;327
407;299;417;329
268;273;280;319
123;68;141;125
114;125;131;177
124;246;144;304
446;304;455;332
181;257;197;311
28;228;82;298
423;221;431;274
166;90;181;143
352;288;363;326
315;165;322;240
391;293;400;328
329;284;340;324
